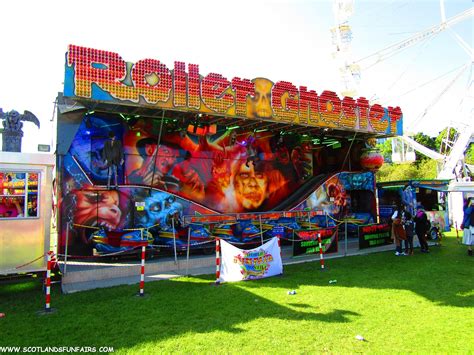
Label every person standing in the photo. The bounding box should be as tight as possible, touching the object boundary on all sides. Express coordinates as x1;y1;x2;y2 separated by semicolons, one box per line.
391;208;407;256
103;131;124;189
402;209;415;255
460;198;474;256
414;206;430;253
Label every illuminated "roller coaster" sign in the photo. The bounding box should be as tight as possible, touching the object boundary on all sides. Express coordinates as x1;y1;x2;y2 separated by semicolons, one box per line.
64;45;403;135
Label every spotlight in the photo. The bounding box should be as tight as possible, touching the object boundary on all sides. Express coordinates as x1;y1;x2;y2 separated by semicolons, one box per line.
187;123;198;134
196;127;206;135
207;124;217;135
187;123;216;135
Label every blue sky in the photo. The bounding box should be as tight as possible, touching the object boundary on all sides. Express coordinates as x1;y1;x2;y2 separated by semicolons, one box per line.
348;1;472;134
0;0;472;153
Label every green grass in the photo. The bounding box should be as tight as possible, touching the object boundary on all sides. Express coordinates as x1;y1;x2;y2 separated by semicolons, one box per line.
1;231;473;354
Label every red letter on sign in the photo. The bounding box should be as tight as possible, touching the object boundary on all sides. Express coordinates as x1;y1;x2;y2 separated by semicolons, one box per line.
299;86;320;126
188;64;200;109
201;73;233;114
341;96;357;129
318;90;341;128
131;59;172;104
173;61;187;107
356;97;370;131
232;77;254;117
67;45;127;99
369;104;387;133
272;81;298;123
388;106;403;134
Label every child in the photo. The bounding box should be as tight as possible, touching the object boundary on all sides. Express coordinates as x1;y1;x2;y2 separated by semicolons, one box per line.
402;209;415;255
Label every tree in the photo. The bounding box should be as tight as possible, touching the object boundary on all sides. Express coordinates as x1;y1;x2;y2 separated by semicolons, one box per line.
375;127;469;182
376;158;438;182
416;159;438;179
412;132;436;162
376;162;417;182
465;143;474;165
376;139;392;163
435;127;458;154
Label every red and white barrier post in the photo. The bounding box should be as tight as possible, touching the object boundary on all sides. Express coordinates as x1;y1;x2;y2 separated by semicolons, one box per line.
215;238;221;285
318;233;325;270
45;251;53;312
139;245;146;296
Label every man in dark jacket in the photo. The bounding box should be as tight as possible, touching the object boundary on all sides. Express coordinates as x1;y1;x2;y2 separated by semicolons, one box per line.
414;206;430;253
103;131;124;189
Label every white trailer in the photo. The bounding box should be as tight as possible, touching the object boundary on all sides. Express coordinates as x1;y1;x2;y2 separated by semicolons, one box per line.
0;152;55;275
448;181;474;229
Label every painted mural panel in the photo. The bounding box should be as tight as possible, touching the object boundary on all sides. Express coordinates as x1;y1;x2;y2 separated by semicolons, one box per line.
59;186;215;255
64;114;315;213
292;171;376;219
426;211;447;232
58;112;379;255
58;114;325;255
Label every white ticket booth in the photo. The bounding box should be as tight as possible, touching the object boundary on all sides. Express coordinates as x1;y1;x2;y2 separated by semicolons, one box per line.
0;152;55;275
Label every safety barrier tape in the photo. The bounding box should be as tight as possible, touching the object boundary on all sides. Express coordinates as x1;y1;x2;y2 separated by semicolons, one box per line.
13;254;46;270
72;223;161;231
72;223;100;230
149;239;216;248
324;213;377;227
56;239;216;259
58;247;145;258
56;222;348;260
57;230;344;259
1;251;58;274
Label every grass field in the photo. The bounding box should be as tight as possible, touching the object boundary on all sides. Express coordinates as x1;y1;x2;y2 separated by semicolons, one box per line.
1;231;473;354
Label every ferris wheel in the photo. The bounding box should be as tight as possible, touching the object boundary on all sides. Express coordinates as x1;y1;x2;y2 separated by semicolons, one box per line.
331;0;358;98
332;1;473;179
331;0;473;101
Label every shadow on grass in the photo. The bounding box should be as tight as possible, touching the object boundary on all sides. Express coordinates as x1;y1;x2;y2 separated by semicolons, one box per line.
0;276;360;349
244;235;473;309
0;234;471;351
186;234;473;310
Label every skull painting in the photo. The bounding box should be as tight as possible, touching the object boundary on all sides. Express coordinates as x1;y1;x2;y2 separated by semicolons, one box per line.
247;78;273;119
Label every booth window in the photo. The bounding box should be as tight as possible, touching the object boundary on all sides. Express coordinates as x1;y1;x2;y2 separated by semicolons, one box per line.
0;171;39;219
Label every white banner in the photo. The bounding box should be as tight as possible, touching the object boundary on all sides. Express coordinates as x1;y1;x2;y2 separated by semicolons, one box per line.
219;237;283;282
